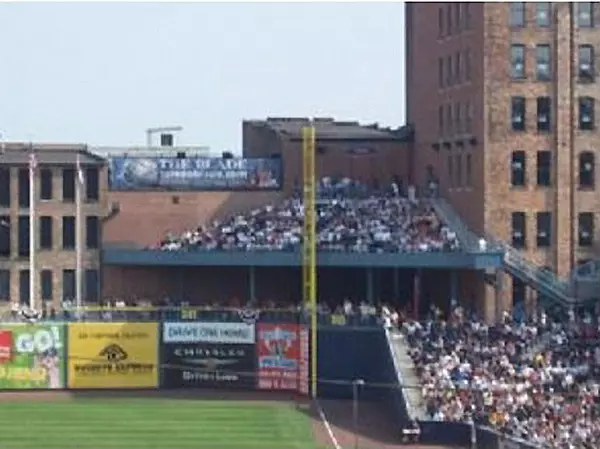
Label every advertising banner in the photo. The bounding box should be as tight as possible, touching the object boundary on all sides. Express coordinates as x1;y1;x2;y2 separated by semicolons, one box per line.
256;323;303;391
67;323;159;389
0;323;65;389
162;322;257;389
109;156;282;191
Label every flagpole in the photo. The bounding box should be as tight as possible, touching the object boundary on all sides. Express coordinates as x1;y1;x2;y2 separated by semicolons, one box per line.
28;147;36;311
75;152;83;310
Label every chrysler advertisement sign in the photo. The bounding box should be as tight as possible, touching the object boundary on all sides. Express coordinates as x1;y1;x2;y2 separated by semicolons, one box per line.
161;322;256;389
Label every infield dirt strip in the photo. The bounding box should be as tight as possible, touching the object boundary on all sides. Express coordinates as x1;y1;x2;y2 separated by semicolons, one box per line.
0;389;456;449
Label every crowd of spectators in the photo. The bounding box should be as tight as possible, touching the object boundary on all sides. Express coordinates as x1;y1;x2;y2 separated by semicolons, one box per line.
405;304;600;449
157;177;460;253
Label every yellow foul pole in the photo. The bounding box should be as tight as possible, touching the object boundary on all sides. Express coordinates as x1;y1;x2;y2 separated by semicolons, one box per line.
302;125;317;398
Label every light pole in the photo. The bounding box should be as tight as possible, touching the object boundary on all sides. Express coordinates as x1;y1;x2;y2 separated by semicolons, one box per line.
352;379;365;449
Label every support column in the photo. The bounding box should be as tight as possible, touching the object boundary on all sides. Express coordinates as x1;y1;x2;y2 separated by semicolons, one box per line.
393;268;399;301
248;266;256;304
413;269;421;319
450;270;458;308
494;269;504;324
366;268;374;304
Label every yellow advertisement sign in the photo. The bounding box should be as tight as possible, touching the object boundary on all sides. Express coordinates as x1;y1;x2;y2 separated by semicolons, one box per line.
68;323;159;389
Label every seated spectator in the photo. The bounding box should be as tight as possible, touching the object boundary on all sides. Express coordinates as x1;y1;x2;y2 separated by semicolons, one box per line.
157;179;460;253
405;305;600;449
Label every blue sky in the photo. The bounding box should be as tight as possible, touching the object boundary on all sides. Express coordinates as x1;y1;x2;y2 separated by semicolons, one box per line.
0;2;405;154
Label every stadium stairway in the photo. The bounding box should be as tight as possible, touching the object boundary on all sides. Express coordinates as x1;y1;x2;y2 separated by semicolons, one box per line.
386;329;427;419
429;197;589;309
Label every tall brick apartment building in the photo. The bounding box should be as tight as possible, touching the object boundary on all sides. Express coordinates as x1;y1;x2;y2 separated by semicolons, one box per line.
406;2;600;314
0;144;107;309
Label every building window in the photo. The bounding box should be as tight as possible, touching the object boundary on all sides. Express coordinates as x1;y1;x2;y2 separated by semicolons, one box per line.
511;44;526;79
0;168;10;208
511;96;526;131
537;97;551;131
62;216;75;250
448;155;454;186
512;212;526;248
536;151;552;186
439;105;444;136
456;154;462;187
455;52;461;83
511;151;526;186
510;2;526;27
512;277;526;307
447;3;453;35
536;3;551;27
578;3;594;28
465;3;471;29
85;269;99;303
536;45;551;81
438;7;444;37
446;104;453;135
446;55;453;86
19;269;29;305
62;269;75;302
86;167;99;202
455;3;461;32
579;212;595;246
465;48;471;81
0;217;10;257
0;270;9;300
18;216;29;257
455;103;462;134
62;168;75;202
40;216;53;250
40;168;53;201
465;101;472;133
579;151;595;188
536;212;552;247
466;154;472;187
579;96;595;130
86;216;100;249
439;58;444;88
41;270;53;301
579;45;595;82
18;168;29;208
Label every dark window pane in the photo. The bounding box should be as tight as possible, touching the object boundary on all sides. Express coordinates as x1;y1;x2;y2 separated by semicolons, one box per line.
0;216;10;257
511;97;526;131
578;3;594;28
0;168;11;208
579;212;595;246
580;152;595;188
86;216;99;249
19;269;29;305
536;45;551;81
511;45;526;79
537;97;552;131
63;168;75;202
86;167;99;202
579;45;595;82
40;216;53;250
41;270;53;301
580;97;595;129
62;216;75;249
84;269;99;303
18;168;29;208
510;2;525;27
62;269;75;302
511;151;526;186
536;3;551;27
512;212;527;248
537;151;552;186
536;212;552;247
0;270;9;300
40;169;53;200
18;216;29;257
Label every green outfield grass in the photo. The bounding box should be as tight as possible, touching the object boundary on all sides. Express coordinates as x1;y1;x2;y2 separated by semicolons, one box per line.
0;398;320;449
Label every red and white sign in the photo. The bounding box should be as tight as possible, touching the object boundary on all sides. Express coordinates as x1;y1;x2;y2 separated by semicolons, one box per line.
257;323;303;391
0;330;13;363
298;326;309;395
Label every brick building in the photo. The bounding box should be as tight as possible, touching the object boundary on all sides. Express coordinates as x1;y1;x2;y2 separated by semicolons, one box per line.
243;117;414;192
0;144;107;310
406;2;600;316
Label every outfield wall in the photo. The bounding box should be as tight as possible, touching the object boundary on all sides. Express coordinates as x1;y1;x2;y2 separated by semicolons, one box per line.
0;321;397;404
